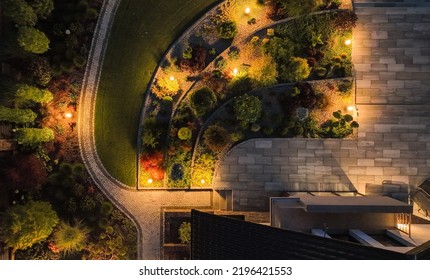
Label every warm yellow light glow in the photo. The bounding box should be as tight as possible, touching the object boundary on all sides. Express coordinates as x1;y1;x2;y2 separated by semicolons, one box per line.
200;179;205;185
147;178;153;184
233;68;238;75
347;105;355;112
345;39;352;46
65;112;73;119
169;76;175;81
245;7;251;14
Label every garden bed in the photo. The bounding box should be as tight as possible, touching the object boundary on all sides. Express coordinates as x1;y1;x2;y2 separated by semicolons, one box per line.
138;0;358;189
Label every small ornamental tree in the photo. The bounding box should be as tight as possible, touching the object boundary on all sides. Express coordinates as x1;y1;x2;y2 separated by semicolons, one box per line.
15;84;53;107
178;222;191;244
52;221;90;255
17;26;50;54
3;0;37;26
233;94;262;128
0;200;59;259
203;125;230;153
282;57;311;82
217;20;237;39
14;127;55;147
189;87;217;117
0;106;37;124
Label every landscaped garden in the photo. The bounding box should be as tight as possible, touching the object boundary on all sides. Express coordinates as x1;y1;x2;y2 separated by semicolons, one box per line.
0;0;136;259
138;0;359;189
95;0;221;186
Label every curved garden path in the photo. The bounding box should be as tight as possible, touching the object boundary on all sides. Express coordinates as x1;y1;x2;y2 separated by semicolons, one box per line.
78;0;212;259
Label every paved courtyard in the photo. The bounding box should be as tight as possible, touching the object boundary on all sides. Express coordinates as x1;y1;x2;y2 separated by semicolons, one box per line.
214;0;430;211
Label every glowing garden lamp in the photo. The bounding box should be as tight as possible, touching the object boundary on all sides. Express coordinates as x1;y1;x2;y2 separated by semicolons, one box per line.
65;112;73;119
245;7;251;14
344;39;352;46
233;68;238;76
200;179;205;185
147;178;153;184
169;76;175;81
347;105;355;112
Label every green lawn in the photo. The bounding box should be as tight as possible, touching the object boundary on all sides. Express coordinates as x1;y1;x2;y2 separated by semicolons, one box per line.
95;0;220;186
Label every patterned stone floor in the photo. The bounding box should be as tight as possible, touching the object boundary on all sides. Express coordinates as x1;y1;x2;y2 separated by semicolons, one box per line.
214;0;430;211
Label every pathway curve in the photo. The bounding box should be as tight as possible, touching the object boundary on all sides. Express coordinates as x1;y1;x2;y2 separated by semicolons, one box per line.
214;0;430;211
78;0;212;259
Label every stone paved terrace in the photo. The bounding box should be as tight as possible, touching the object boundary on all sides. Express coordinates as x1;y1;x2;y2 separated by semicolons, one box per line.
213;0;430;211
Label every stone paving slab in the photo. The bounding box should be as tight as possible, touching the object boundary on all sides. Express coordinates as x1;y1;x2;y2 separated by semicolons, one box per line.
214;2;430;211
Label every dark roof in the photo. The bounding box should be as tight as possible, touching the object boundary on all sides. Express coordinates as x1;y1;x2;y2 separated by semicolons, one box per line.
191;210;430;260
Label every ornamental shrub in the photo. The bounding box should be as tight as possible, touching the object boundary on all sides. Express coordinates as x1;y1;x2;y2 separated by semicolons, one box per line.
217;20;237;39
189;87;217;117
203;125;230;153
282;57;311;82
177;127;192;140
17;26;50;54
233;94;262;128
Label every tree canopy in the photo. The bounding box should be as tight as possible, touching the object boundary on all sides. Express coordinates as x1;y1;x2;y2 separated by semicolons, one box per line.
2;0;37;26
28;0;54;19
15;84;53;107
14;127;55;147
17;26;50;54
0;201;58;257
0;106;37;124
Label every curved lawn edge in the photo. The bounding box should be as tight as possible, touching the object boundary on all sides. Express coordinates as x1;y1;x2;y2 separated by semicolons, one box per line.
78;0;143;258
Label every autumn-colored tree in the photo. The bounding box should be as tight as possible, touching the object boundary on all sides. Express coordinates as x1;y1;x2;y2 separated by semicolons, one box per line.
0;153;48;192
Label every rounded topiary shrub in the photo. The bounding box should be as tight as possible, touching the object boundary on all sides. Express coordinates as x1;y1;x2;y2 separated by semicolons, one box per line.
217;20;237;39
233;94;262;128
203;125;230;153
189;87;217;117
73;55;87;68
177;127;192;140
282;57;311;82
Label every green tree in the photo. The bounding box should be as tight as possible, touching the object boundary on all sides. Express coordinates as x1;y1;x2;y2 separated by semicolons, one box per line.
14;127;55;147
0;106;37;124
15;84;53;107
2;0;37;26
233;94;262;128
0;200;59;259
28;0;54;19
26;57;52;86
189;87;217;117
17;26;50;54
248;55;278;87
217;20;237;39
281;57;311;82
52;221;90;255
